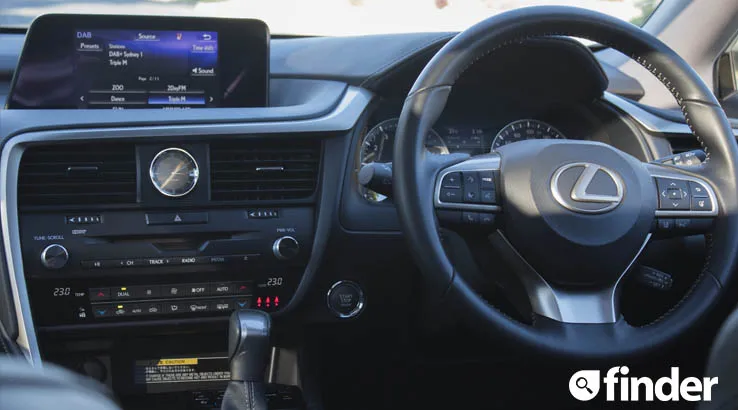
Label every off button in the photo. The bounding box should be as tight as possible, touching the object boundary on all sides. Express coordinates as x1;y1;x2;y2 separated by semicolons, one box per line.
326;281;364;319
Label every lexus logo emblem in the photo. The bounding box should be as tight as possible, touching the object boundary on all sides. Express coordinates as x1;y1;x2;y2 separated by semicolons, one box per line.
551;162;625;214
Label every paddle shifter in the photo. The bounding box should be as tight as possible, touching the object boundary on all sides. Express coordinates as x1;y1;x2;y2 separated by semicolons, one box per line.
221;310;271;410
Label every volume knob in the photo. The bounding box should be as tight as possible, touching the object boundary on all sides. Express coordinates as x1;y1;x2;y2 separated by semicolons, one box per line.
272;236;300;260
41;244;69;270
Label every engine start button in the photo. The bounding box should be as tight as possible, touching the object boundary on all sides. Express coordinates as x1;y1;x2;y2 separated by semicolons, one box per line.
326;281;364;319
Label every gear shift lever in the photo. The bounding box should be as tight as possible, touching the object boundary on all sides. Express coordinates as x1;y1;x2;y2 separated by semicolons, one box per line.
221;310;271;410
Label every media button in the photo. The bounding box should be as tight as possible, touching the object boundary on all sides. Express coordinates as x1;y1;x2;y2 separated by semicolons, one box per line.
89;288;110;301
211;299;233;312
212;282;234;295
188;283;210;296
113;286;134;299
161;284;186;297
187;301;210;313
131;285;160;299
206;256;228;265
141;258;171;267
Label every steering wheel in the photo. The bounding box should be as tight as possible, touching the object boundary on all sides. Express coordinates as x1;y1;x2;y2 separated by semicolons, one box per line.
393;6;738;358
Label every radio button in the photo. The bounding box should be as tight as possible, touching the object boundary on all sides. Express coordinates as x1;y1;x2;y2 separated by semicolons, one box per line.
112;287;134;299
212;282;235;295
162;284;186;297
188;283;210;296
178;256;200;265
131;285;160;299
89;288;111;301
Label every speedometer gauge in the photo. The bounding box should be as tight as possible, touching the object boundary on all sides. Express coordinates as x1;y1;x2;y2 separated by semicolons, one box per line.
491;119;565;151
360;118;448;165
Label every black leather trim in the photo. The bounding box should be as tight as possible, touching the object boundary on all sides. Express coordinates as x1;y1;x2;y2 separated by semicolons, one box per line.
394;5;738;358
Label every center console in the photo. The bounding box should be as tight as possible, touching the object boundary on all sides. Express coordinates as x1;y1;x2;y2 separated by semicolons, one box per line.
19;138;319;328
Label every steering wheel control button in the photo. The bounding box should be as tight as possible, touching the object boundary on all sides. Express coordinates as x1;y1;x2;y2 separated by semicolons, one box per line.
656;178;690;210
272;236;300;260
40;244;69;270
689;181;708;197
441;172;461;189
692;196;712;211
327;281;365;319
480;213;495;225
481;190;496;204
656;218;674;231
439;188;462;203
479;171;496;189
462;172;480;202
462;212;479;224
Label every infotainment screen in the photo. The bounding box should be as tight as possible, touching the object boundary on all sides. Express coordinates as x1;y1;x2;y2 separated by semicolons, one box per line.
8;15;269;109
74;30;220;108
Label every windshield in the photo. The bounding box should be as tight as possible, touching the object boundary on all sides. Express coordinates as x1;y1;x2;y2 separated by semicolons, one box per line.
1;0;662;35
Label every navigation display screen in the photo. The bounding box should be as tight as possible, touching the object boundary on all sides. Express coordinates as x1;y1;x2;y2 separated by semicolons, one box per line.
75;30;220;109
8;15;269;109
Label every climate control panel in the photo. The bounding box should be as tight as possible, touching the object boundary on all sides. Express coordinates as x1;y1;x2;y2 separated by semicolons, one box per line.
21;206;313;327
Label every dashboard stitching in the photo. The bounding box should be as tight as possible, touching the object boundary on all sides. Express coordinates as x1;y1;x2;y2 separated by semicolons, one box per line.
360;34;455;88
631;56;710;162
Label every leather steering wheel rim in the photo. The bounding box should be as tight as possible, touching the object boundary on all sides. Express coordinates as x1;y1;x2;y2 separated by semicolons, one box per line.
393;6;738;358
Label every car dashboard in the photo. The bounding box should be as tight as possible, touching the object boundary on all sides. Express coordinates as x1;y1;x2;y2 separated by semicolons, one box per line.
0;14;727;410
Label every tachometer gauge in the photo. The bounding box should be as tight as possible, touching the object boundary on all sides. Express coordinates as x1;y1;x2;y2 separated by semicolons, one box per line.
491;119;565;151
150;148;199;197
360;118;448;165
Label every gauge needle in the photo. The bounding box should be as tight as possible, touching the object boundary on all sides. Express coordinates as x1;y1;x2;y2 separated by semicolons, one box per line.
160;162;185;189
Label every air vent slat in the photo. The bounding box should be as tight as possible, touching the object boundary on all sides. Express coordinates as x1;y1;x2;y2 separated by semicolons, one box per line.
210;139;320;202
18;143;137;207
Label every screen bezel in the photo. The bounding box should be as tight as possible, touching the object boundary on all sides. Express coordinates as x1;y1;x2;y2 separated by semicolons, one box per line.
6;14;269;109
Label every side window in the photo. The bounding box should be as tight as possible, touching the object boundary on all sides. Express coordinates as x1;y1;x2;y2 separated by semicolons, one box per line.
717;38;738;118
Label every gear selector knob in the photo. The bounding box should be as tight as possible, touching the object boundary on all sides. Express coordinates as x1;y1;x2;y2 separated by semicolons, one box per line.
228;310;271;382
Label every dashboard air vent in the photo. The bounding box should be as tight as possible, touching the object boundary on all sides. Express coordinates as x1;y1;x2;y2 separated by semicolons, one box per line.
18;143;137;207
210;139;321;201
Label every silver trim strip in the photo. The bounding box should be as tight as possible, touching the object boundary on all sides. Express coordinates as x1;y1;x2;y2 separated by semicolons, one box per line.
496;231;652;324
0;86;372;366
603;92;738;137
434;153;502;212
